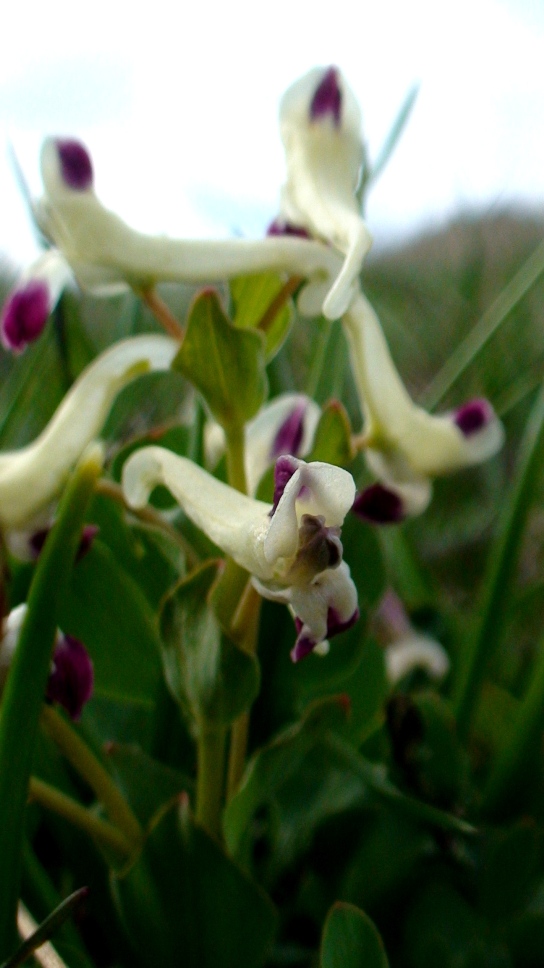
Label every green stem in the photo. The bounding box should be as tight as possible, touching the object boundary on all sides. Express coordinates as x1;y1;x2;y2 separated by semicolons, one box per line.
453;383;544;739
225;425;247;494
481;634;544;816
226;584;262;800
0;445;103;960
305;318;332;401
41;705;142;849
423;238;544;410
195;728;226;839
28;777;131;857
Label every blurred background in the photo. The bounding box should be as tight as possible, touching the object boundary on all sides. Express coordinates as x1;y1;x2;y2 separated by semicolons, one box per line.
1;0;543;266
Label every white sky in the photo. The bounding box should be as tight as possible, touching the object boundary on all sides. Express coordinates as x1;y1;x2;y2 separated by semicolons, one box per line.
1;0;543;268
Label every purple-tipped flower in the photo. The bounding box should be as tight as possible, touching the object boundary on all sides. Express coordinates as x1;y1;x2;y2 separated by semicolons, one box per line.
454;398;493;437
352;483;405;525
271;402;307;460
310;66;342;126
55;139;93;191
0;250;73;354
29;523;99;562
267;218;310;239
47;633;94;720
1;280;50;353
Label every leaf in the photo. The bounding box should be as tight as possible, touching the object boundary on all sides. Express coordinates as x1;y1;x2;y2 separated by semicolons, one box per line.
105;743;193;829
223;696;353;860
306;400;354;466
173;289;267;429
231;272;294;360
1;888;88;968
57;541;163;706
479;822;541;923
160;561;260;729
320;902;389;968
112;797;277;968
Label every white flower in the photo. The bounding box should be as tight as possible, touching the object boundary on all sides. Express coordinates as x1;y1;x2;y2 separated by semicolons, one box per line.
277;67;372;320
122;450;358;660
0;250;73;352
27;138;346;319
205;393;321;496
345;292;504;517
0;334;177;530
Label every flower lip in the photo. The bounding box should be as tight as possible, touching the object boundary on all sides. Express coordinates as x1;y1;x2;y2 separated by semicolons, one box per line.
30;523;99;562
55;139;93;191
326;604;360;638
286;513;343;584
352;483;405;525
271;402;307;460
46;633;94;720
1;279;50;352
309;66;342;125
454;398;492;437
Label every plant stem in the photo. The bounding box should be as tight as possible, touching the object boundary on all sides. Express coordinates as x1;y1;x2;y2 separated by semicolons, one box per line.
41;705;142;849
139;287;185;341
195;728;226;839
257;276;302;335
28;777;131;858
453;383;544;739
225;426;248;494
0;446;103;960
481;634;544;816
227;584;262;800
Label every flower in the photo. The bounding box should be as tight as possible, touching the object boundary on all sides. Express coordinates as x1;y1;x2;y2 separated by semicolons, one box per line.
0;250;73;352
205;393;321;496
374;589;450;684
2;137;348;342
122;449;358;660
344;291;504;517
0;603;93;719
277;66;372;320
0;333;177;530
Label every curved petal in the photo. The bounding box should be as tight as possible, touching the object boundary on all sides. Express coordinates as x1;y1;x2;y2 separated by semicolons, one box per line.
122;446;274;579
279;67;372;319
0;334;177;529
36;138;345;314
343;291;504;492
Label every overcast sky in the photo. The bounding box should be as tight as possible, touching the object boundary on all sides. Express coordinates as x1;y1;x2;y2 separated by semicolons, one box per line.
1;0;543;267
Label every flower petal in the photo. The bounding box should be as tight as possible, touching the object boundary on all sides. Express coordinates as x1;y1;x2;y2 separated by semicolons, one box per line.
0;334;177;530
343;291;504;504
279;67;372;320
1;250;73;352
36;138;346;313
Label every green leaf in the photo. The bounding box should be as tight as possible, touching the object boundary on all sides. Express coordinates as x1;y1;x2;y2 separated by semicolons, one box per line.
231;272;294;360
57;541;163;706
160;561;260;729
479;822;541;923
223;697;353;859
173;290;267;429
105;743;193;829
306;400;354;466
0;888;88;968
112;798;277;968
320;902;389;968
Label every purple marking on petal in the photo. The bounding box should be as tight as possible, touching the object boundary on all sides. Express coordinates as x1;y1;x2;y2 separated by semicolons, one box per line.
290;634;316;663
270;455;298;516
454;398;492;437
29;524;99;562
310;67;342;126
271;403;307;460
56;139;93;191
1;280;50;352
267;218;310;239
352;484;405;525
326;605;360;640
47;634;94;720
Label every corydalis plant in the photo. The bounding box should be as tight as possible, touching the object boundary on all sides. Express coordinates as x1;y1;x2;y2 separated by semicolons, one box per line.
122;450;358;660
276;66;372;319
